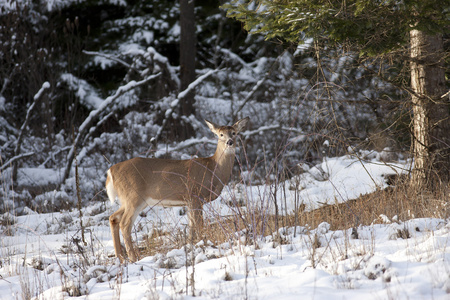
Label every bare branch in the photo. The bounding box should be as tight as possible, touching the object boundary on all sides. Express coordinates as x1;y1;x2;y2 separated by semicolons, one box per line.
82;50;133;70
150;70;218;148
62;73;161;183
178;69;217;100
241;124;304;140
232;73;268;121
12;82;50;181
1;152;34;171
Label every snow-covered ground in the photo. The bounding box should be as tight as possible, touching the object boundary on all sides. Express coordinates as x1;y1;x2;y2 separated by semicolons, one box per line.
1;154;449;299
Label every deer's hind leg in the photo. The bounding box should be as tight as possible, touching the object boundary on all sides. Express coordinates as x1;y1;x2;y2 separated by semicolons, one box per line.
110;206;125;262
118;208;139;262
117;198;149;263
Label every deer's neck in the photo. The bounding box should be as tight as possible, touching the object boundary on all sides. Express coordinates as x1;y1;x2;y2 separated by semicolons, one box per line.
211;142;235;181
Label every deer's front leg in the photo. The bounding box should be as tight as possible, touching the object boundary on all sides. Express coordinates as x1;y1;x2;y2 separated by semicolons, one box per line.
188;197;204;241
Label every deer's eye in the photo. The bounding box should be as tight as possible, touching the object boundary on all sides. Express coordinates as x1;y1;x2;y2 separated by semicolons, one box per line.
220;133;224;137
232;132;236;136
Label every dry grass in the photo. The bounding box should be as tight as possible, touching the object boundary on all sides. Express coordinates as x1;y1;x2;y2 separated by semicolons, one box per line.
139;179;449;258
300;180;449;231
276;178;449;233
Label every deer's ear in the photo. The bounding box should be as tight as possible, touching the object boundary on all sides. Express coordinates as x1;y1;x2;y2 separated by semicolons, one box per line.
205;119;220;135
233;117;249;133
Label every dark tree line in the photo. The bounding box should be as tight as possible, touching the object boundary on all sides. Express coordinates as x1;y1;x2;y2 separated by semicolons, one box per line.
0;0;429;213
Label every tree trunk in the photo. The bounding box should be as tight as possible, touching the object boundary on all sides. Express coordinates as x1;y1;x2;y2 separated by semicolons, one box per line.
179;0;196;139
409;30;449;188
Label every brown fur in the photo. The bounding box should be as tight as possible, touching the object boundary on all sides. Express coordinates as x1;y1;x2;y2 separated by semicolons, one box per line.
107;117;249;262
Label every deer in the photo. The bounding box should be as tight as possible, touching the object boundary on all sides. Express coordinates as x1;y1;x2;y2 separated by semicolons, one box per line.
106;117;249;262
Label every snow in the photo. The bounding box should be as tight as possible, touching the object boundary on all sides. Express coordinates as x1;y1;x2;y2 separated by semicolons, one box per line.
0;0;119;13
204;155;410;218
60;74;103;110
33;82;50;101
0;0;30;12
294;38;314;55
14;167;61;188
0;4;447;298
1;154;448;299
178;69;217;100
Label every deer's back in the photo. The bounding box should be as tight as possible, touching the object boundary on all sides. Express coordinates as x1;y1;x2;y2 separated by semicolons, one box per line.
109;156;225;205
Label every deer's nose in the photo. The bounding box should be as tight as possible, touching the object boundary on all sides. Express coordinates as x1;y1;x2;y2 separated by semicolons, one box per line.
227;139;234;146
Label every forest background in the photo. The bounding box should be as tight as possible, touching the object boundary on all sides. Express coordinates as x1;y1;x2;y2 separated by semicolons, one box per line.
0;0;448;216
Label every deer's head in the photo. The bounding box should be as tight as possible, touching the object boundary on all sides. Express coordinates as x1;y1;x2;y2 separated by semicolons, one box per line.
205;117;249;155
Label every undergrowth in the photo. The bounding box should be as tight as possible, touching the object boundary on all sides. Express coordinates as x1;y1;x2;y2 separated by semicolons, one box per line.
140;179;449;258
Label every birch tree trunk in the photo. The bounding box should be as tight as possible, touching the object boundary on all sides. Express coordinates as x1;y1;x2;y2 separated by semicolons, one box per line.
409;30;449;188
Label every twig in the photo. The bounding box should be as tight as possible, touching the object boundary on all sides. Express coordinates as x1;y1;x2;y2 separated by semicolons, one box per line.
12;82;50;181
241;124;304;140
150;70;218;148
177;69;218;100
232;73;268;121
40;146;72;168
82;50;133;70
0;152;34;171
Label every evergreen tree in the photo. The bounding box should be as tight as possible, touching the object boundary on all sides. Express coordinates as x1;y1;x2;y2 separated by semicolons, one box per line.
225;0;450;188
